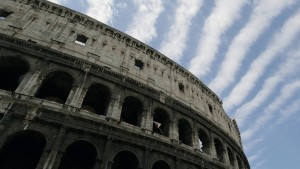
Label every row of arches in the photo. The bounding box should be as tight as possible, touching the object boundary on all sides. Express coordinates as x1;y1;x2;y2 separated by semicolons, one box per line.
0;56;245;168
0;130;171;169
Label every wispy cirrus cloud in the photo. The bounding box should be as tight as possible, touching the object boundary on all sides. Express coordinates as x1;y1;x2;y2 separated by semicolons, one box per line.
242;80;300;141
159;0;203;62
224;10;300;111
188;0;247;77
275;96;300;125
126;0;164;43
233;48;300;127
209;0;296;94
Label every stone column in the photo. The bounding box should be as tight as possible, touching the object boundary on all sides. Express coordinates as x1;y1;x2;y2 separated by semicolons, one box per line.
223;144;230;166
106;86;123;122
16;61;47;96
39;126;66;169
170;113;179;144
66;66;90;107
142;148;151;169
192;120;201;152
140;98;153;134
100;137;113;169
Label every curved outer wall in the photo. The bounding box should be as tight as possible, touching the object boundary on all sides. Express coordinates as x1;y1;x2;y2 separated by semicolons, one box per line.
0;0;249;169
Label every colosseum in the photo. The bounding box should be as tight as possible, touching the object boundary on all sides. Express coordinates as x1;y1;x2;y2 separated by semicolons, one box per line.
0;0;250;169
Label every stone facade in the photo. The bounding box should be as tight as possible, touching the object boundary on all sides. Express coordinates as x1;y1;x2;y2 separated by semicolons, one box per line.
0;0;249;169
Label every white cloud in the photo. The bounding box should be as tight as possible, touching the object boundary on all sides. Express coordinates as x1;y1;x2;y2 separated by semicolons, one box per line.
252;159;267;169
209;0;296;95
243;138;263;152
248;149;265;164
224;10;300;111
159;0;203;62
86;0;116;24
188;0;247;78
242;80;300;141
276;97;300;125
126;0;164;43
233;49;300;127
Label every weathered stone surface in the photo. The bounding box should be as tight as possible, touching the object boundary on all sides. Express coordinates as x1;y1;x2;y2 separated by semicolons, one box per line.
0;0;249;169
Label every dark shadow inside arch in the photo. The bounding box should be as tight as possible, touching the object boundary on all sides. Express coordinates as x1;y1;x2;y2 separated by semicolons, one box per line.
152;160;171;169
214;138;224;162
0;130;46;169
198;129;210;154
58;140;97;169
227;147;235;166
35;71;73;104
120;96;143;126
111;151;139;169
82;83;111;115
153;108;170;136
178;119;193;146
0;56;29;92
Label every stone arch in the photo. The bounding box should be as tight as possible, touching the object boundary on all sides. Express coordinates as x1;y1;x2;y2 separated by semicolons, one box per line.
35;71;74;104
178;118;193;146
227;147;235;166
198;128;210;154
153;107;170;136
82;83;111;115
120;96;143;126
0;56;29;92
214;138;225;162
58;140;97;169
152;160;171;169
111;150;139;169
0;130;46;169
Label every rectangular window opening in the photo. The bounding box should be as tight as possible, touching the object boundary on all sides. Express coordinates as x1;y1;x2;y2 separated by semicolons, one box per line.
0;10;13;20
134;59;144;70
75;34;88;46
179;83;184;93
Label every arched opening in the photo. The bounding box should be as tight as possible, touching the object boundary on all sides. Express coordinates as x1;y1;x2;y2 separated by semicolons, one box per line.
82;83;111;115
178;119;193;146
0;130;46;169
153;108;170;136
111;151;139;169
36;71;74;104
214;138;224;162
120;96;143;126
198;129;210;154
0;56;29;92
152;160;171;169
58;140;97;169
236;156;243;169
227;147;235;166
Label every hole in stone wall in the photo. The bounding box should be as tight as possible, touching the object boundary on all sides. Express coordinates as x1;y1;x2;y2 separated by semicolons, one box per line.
0;130;46;169
111;151;139;169
134;59;144;70
35;71;74;104
179;83;184;93
178;119;192;146
120;96;143;126
153;108;170;136
75;34;88;46
214;138;224;162
0;10;13;20
208;104;213;113
82;84;111;115
0;56;29;92
227;147;235;166
58;140;97;169
198;129;210;154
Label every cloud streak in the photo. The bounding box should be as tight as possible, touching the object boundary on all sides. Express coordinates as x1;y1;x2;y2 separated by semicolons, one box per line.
126;0;164;43
209;0;296;94
224;9;300;111
188;0;247;78
159;0;203;62
233;47;300;127
242;80;300;141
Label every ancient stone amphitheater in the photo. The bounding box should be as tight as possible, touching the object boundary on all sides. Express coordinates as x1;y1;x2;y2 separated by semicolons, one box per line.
0;0;250;169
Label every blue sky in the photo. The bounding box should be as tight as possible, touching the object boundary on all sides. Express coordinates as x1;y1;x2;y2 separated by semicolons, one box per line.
49;0;300;168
